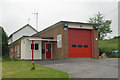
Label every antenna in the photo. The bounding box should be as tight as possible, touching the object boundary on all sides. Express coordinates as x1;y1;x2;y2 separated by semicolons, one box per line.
32;12;38;30
27;18;30;24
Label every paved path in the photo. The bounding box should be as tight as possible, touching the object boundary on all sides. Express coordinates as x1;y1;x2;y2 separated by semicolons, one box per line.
35;58;118;78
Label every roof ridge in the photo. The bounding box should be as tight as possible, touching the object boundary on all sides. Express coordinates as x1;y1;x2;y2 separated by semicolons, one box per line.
9;24;38;39
33;20;100;36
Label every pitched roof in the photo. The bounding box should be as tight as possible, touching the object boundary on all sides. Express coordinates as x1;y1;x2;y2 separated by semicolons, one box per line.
9;35;54;45
33;21;100;36
9;24;38;39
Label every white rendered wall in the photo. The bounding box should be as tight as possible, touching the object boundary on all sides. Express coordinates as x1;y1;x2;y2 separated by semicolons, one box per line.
8;37;13;45
68;23;93;29
21;37;42;60
13;26;37;43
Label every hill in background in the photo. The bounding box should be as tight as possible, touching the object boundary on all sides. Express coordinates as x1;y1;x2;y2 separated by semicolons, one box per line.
99;36;120;58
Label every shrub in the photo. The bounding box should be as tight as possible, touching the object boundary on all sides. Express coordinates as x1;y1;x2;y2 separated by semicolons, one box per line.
2;53;10;61
108;53;118;58
2;53;23;61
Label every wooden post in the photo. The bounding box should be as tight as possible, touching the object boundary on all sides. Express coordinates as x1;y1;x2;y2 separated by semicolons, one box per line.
32;40;34;61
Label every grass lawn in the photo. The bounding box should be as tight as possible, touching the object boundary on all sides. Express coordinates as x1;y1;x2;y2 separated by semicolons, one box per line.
2;59;69;78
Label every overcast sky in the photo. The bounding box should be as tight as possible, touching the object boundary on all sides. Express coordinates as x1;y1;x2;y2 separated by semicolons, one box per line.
0;0;119;38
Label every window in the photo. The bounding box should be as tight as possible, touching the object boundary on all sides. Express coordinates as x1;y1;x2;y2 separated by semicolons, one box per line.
84;45;88;48
17;45;20;57
11;48;13;52
78;45;82;48
31;43;39;50
35;44;39;50
15;46;17;51
72;45;76;48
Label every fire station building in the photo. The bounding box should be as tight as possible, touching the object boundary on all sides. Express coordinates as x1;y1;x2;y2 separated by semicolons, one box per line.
9;21;99;60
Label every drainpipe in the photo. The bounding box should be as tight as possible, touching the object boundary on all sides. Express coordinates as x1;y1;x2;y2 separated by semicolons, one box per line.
32;40;34;61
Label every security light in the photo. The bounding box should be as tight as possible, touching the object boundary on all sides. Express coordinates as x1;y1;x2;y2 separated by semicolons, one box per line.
64;24;68;30
65;24;68;27
95;27;99;30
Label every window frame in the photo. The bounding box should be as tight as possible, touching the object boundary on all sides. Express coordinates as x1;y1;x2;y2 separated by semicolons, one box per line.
31;43;39;50
31;44;34;50
35;43;39;50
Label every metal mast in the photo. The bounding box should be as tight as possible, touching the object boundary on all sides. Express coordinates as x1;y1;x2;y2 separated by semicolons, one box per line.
27;18;30;24
32;12;38;30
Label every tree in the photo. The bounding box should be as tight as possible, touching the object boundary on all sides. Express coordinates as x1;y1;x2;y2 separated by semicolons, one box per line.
89;12;112;40
0;28;1;44
0;26;8;56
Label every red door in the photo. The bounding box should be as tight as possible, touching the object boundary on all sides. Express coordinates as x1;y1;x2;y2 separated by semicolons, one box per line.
68;28;93;58
46;44;52;59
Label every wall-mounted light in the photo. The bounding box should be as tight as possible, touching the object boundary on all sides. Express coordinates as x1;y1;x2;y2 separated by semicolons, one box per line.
65;24;68;27
64;24;68;30
96;38;98;41
95;26;99;30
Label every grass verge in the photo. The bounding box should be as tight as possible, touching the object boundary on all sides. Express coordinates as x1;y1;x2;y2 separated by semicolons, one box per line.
2;59;69;78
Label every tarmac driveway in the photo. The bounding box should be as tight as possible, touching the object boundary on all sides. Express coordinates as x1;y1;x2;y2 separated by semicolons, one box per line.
35;58;118;78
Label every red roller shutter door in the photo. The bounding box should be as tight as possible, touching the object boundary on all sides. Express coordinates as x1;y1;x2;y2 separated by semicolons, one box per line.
68;28;93;58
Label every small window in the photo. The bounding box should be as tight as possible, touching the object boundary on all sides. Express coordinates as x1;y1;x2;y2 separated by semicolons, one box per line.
84;45;88;48
31;44;34;49
35;44;39;50
31;44;39;50
15;46;16;51
17;45;20;57
72;45;76;48
78;45;82;48
11;48;13;52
